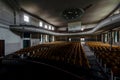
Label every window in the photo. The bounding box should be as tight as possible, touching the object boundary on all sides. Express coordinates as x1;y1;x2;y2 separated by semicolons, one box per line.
24;15;29;22
49;25;52;30
52;36;55;42
81;38;85;41
45;24;48;29
109;8;120;17
39;21;43;27
105;34;108;42
115;31;118;42
52;26;55;30
40;34;43;43
114;9;120;14
45;35;48;42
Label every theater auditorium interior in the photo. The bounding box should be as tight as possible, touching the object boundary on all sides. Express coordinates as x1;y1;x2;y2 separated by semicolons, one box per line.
0;0;120;80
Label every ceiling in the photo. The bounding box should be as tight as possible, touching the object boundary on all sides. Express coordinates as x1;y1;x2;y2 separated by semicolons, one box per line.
17;0;119;27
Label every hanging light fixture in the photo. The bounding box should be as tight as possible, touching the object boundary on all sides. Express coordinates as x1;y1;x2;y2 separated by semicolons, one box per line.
62;8;84;21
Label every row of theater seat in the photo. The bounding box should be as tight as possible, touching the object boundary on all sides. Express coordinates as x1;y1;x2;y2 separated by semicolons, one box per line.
13;42;90;68
86;41;120;80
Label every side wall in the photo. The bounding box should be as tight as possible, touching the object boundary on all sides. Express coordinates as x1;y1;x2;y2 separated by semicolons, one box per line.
0;1;22;55
0;24;22;55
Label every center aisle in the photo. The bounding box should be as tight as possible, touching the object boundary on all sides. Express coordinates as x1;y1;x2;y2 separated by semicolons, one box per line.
81;42;108;80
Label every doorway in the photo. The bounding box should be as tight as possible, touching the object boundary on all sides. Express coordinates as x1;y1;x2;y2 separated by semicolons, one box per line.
23;40;31;48
0;40;5;57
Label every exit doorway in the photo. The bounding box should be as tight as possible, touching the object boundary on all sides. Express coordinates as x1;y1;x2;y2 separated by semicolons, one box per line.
23;40;31;48
0;40;5;57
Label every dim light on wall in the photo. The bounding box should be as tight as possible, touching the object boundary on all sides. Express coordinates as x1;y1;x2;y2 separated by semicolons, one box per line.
80;27;84;31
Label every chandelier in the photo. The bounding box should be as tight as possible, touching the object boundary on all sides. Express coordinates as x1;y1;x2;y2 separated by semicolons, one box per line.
62;8;84;21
